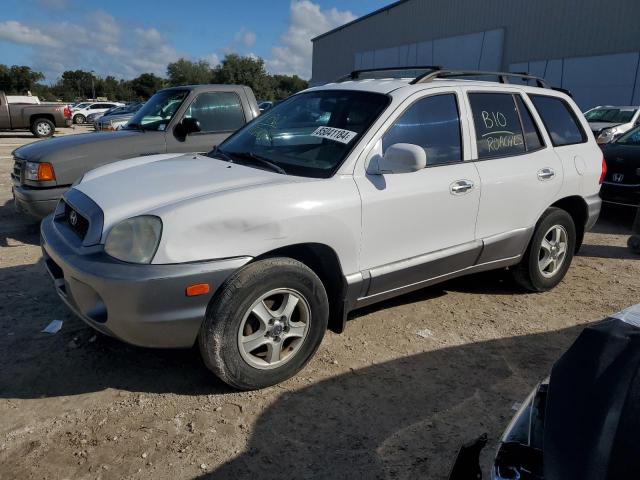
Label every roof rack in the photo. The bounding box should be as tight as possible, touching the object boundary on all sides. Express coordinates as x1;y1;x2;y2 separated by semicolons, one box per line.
335;65;550;89
336;65;442;82
410;69;550;88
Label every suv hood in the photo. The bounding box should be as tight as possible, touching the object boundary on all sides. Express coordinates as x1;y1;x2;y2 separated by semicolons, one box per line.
74;153;295;228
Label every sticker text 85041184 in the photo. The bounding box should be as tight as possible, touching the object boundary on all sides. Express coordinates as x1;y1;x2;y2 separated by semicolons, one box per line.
311;126;358;144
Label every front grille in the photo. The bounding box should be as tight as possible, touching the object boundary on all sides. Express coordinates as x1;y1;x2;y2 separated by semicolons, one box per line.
11;157;23;183
63;201;90;239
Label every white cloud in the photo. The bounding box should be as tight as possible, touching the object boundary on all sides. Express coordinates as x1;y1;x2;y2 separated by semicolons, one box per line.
0;20;60;47
234;28;256;48
0;12;181;81
267;0;356;79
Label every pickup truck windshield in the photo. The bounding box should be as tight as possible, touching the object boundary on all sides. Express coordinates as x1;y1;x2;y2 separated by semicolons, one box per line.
585;108;637;124
215;90;390;178
126;89;189;131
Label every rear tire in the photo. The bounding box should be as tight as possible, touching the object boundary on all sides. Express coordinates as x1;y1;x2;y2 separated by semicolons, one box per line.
199;257;329;390
73;114;85;124
31;118;55;138
512;208;576;292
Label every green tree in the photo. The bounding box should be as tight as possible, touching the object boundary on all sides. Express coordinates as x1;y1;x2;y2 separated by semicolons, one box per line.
213;54;273;100
130;73;164;99
0;64;45;94
271;74;308;100
167;58;212;86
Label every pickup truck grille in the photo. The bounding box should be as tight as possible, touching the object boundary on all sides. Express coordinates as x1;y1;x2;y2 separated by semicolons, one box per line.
63;200;90;240
11;157;23;184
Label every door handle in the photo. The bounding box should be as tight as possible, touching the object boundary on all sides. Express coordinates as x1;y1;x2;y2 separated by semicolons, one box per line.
537;168;555;180
450;180;474;195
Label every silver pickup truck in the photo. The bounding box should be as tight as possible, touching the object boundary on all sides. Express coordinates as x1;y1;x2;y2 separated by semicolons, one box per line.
12;84;260;218
0;91;72;138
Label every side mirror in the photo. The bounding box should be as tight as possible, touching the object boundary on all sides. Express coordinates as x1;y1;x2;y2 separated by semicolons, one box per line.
368;143;427;174
181;117;201;134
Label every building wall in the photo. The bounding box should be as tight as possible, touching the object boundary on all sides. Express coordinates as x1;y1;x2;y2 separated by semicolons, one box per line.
311;0;640;108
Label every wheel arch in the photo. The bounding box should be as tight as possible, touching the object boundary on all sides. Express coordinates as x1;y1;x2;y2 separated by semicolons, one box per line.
30;113;55;126
254;242;348;334
550;196;588;252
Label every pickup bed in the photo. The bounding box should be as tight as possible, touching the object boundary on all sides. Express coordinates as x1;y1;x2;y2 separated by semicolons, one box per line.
12;84;260;218
0;91;72;138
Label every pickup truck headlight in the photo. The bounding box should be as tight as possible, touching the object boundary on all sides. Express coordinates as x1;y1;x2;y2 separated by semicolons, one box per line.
25;161;56;181
104;216;162;264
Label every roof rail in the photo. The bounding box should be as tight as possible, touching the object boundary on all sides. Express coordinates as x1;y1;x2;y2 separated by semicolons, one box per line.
336;65;442;82
410;69;550;88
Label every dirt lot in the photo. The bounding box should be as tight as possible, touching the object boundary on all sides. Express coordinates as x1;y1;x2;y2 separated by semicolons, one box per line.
1;127;639;479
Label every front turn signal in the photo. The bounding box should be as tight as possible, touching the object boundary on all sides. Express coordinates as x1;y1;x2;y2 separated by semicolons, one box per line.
38;162;56;181
186;283;210;297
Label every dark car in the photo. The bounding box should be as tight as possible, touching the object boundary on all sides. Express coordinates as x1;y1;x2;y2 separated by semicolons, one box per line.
600;126;640;207
450;304;640;480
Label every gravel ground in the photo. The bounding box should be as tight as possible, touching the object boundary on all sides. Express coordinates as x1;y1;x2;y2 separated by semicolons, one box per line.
0;127;639;479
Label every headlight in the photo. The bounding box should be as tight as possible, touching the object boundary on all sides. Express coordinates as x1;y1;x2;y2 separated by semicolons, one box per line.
597;128;618;143
25;161;56;181
104;216;162;264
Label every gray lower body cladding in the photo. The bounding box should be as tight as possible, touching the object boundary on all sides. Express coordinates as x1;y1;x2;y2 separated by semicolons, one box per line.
41;216;251;348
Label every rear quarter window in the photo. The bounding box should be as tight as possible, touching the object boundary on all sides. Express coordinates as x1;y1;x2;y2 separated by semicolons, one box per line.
529;95;587;147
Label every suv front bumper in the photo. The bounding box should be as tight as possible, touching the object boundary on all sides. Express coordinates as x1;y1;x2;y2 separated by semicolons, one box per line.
41;216;251;348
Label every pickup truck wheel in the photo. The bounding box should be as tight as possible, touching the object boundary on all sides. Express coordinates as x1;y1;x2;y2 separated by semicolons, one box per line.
74;114;85;124
512;207;576;292
199;257;329;390
31;118;55;138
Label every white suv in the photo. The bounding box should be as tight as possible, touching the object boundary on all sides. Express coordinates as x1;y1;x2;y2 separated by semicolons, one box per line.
41;69;604;390
72;101;124;124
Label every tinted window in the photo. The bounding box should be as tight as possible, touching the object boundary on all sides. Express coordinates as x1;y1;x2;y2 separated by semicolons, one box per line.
185;92;245;132
530;95;586;146
382;94;462;165
515;95;544;151
469;93;525;158
616;126;640;146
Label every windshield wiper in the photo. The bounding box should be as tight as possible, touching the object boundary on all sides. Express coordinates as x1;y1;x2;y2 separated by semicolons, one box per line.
208;145;235;163
230;152;287;175
126;123;145;132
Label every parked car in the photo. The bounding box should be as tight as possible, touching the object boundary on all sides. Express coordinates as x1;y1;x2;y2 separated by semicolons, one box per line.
479;304;640;479
0;91;72;138
40;68;603;390
584;105;640;144
12;84;259;218
72;101;124;124
94;102;144;131
600;125;640;207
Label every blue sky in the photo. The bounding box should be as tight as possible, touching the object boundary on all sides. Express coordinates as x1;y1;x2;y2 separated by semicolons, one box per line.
0;0;391;82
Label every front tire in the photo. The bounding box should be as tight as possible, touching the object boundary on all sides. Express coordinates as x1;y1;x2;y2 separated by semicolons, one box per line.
199;257;329;390
31;118;54;138
512;208;576;292
73;114;85;124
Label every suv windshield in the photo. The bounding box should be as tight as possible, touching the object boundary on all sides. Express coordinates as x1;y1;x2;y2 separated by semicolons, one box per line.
214;90;390;178
585;108;637;124
126;89;189;131
615;126;640;146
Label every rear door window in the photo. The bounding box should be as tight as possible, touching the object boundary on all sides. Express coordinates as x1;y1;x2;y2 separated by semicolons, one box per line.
514;95;544;151
468;93;525;159
529;95;586;146
382;93;462;166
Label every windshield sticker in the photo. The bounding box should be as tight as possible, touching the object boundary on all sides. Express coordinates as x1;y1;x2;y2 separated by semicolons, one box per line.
311;127;358;144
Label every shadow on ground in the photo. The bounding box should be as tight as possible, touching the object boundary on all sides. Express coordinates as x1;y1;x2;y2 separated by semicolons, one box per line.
197;324;585;479
0;199;41;247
